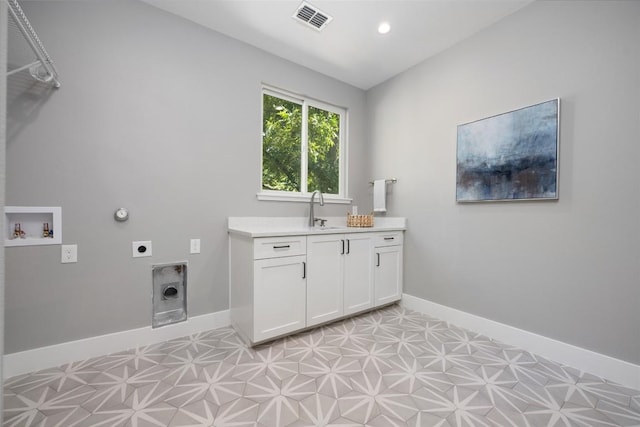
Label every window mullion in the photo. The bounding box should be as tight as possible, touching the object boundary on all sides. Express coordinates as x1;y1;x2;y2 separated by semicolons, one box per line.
301;101;309;194
339;111;345;197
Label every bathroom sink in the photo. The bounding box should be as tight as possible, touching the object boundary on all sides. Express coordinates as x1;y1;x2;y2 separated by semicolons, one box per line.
311;226;344;232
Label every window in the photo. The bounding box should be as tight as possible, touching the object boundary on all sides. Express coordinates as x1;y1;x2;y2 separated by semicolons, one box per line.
260;87;348;202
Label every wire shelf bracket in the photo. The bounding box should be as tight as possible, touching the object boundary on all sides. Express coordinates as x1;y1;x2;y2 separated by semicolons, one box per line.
6;0;60;87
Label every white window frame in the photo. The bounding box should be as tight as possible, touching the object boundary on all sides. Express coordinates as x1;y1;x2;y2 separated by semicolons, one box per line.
258;86;350;203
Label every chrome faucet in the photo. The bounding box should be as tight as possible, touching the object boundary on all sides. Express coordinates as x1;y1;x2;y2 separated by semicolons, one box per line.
308;190;324;227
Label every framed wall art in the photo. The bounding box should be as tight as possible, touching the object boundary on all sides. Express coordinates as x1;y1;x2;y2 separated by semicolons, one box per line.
456;99;559;202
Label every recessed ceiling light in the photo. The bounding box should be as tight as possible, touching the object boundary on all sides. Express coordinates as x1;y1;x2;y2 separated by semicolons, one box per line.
378;22;391;35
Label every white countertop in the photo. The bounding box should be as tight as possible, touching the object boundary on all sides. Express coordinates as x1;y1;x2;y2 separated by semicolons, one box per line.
228;216;406;238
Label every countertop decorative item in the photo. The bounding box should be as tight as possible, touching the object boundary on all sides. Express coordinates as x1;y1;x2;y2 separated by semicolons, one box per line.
347;213;374;227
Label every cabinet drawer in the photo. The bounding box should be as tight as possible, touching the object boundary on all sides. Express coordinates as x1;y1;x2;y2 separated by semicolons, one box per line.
374;231;403;247
254;236;306;259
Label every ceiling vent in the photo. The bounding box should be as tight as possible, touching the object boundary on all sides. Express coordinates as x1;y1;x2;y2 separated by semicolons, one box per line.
293;2;333;31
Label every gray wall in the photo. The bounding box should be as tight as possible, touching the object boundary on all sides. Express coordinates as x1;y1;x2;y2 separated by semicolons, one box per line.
1;0;8;406
5;1;368;353
367;0;640;364
6;0;640;368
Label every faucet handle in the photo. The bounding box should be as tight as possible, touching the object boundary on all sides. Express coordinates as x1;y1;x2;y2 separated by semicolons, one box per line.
315;218;328;227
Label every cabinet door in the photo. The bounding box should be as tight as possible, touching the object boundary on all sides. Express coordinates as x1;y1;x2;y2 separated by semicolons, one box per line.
254;255;306;342
374;245;403;306
343;233;374;315
307;235;344;327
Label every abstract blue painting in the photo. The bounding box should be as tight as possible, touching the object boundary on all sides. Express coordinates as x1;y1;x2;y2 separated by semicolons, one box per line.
456;99;559;202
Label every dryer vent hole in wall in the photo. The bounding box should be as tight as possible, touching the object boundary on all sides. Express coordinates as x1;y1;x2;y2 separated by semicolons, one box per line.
162;284;179;300
152;263;187;328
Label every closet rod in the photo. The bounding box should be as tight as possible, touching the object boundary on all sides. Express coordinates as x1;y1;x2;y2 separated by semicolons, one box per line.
7;0;61;87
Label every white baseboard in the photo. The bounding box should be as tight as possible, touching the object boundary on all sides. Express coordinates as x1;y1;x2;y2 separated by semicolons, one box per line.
401;294;640;390
3;310;230;378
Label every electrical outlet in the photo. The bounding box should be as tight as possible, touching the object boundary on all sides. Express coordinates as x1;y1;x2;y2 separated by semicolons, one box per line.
132;240;152;258
190;239;201;254
61;244;78;263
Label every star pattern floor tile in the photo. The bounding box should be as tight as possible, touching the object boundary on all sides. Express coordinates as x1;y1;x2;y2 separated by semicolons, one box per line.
4;304;639;426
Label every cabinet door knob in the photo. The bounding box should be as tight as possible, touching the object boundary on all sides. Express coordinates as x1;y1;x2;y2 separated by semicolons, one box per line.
346;239;350;254
384;237;395;241
302;262;306;279
376;253;380;267
341;240;345;255
273;244;291;249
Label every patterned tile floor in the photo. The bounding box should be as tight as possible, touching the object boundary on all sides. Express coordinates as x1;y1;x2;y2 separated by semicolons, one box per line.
4;304;640;426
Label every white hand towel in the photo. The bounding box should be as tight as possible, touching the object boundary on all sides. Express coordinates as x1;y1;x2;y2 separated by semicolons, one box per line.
373;179;387;213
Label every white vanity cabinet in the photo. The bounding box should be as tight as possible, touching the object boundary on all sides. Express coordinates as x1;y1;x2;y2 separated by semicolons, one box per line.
342;233;376;316
230;235;307;343
306;233;375;326
374;232;404;306
306;234;344;327
254;255;307;341
229;217;405;345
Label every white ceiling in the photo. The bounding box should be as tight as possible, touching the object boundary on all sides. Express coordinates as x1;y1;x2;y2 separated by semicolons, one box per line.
141;0;532;90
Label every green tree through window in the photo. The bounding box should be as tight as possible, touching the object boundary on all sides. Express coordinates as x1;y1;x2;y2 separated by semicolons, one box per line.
262;94;302;192
262;89;343;196
308;106;340;194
